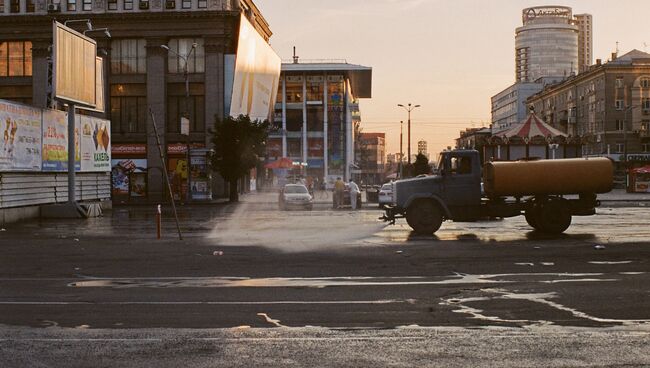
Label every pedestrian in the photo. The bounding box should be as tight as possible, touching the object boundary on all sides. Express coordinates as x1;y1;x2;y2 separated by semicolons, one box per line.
334;177;345;208
348;179;360;210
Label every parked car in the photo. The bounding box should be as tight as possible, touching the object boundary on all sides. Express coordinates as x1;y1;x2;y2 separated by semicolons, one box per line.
378;183;393;208
279;184;313;210
333;183;362;209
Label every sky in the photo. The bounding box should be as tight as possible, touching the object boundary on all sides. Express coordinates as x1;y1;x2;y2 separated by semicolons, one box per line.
255;0;650;159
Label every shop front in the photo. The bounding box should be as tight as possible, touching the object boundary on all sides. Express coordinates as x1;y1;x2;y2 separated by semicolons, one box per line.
111;144;148;203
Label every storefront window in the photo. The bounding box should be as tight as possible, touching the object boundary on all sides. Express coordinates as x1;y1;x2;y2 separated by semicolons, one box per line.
0;41;32;77
166;83;205;133
110;39;146;74
167;38;204;74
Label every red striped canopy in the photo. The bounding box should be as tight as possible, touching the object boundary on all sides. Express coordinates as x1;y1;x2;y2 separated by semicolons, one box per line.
503;114;567;138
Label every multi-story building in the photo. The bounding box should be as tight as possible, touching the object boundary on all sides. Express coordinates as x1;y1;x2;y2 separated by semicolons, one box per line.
493;6;592;133
527;50;650;175
355;132;384;185
574;13;593;74
0;0;277;201
516;6;590;82
417;139;428;160
267;59;372;187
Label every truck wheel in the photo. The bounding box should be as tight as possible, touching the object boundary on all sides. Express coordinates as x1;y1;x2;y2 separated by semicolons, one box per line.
406;201;443;234
524;209;540;230
536;201;571;234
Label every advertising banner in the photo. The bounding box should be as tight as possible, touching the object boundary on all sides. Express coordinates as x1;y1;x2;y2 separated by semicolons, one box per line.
53;21;97;107
80;115;111;172
0;100;42;171
42;108;69;171
308;138;324;157
111;158;147;198
229;14;281;122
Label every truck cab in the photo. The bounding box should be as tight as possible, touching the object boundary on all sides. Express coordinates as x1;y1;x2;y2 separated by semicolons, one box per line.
388;150;483;233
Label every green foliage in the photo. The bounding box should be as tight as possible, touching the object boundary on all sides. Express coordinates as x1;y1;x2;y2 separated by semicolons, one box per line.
210;115;269;200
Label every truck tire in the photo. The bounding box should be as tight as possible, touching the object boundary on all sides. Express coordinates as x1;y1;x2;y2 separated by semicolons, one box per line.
524;209;540;230
536;200;571;234
406;200;443;234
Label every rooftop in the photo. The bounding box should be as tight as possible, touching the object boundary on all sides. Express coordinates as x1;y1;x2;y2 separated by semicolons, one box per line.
282;61;372;99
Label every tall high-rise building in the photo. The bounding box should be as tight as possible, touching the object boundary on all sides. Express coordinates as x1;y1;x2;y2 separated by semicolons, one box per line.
574;13;593;74
417;139;428;160
515;6;592;82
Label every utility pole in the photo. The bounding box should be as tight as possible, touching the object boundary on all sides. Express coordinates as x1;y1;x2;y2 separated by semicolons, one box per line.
399;120;403;178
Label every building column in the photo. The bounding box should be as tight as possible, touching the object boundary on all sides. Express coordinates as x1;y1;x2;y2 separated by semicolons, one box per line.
145;37;167;201
323;74;328;180
344;81;353;181
204;37;227;144
302;74;307;167
31;40;50;109
281;77;287;157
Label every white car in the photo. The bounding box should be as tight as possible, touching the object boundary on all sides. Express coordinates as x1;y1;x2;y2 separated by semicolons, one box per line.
279;184;313;210
378;183;393;208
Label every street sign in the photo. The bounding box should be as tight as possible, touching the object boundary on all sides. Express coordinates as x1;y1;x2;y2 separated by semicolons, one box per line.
180;117;189;136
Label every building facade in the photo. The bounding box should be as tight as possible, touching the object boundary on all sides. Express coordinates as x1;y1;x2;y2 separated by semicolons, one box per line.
574;13;593;74
0;0;275;201
526;50;650;173
356;132;384;185
417;139;428;160
516;6;590;83
266;60;372;187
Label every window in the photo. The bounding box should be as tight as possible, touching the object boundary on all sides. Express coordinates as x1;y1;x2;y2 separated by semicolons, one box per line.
643;98;650;110
615;99;624;110
306;106;324;131
107;0;117;9
124;0;133;10
166;38;204;73
615;119;624;131
641;78;650;88
10;0;18;12
26;0;36;12
82;0;91;10
615;143;624;153
306;77;323;102
110;39;147;74
67;0;76;11
166;83;205;134
615;77;624;88
285;80;303;103
110;84;147;134
642;143;650;153
0;41;33;77
181;0;190;8
0;0;4;13
197;0;206;8
285;109;302;132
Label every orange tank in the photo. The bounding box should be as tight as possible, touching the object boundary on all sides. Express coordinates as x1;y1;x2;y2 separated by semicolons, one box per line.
483;157;613;197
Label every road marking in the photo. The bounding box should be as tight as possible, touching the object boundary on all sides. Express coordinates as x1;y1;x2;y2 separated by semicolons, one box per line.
0;300;408;306
257;313;286;327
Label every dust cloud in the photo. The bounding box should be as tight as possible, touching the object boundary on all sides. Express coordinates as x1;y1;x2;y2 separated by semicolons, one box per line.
206;193;387;252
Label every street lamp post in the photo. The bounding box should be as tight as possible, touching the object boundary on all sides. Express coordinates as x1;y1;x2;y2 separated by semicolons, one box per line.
397;103;421;164
161;43;197;203
399;120;403;178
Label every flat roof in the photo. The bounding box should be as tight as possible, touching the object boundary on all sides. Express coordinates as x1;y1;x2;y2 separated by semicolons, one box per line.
282;62;372;98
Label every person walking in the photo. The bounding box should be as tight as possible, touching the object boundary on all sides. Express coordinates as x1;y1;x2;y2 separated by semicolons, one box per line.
348;179;360;210
334;177;345;208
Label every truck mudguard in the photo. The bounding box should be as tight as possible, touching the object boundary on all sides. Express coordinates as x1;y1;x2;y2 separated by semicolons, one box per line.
404;194;452;218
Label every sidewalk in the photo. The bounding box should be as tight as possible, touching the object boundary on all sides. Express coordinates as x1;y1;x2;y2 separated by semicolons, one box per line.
598;189;650;202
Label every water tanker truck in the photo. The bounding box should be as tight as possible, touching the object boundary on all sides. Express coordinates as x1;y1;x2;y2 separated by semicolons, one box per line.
381;149;614;234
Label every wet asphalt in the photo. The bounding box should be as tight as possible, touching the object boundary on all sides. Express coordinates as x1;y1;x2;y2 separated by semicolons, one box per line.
0;192;649;367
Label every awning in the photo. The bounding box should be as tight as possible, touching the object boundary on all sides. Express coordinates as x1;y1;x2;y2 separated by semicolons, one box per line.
503;113;567;138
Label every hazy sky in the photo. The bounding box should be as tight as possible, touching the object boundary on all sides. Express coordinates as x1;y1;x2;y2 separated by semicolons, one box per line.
255;0;650;157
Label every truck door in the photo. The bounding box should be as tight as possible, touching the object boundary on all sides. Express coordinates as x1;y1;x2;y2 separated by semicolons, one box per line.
443;154;482;221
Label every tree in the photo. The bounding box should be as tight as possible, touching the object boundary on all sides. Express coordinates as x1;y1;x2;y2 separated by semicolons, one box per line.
210;115;269;202
412;153;431;176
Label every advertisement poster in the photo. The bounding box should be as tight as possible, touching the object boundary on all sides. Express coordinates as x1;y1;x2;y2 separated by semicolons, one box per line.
42;109;69;171
229;14;281;122
80;115;111;172
308;138;323;157
111;158;147;198
168;157;188;201
0;100;42;171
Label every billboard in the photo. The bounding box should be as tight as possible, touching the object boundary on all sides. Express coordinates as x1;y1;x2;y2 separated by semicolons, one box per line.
53;21;97;107
229;14;281;122
0;100;42;171
42;108;69;171
80;115;111;172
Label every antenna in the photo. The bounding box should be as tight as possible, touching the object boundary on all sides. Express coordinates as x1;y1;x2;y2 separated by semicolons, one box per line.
292;46;299;64
616;41;620;55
